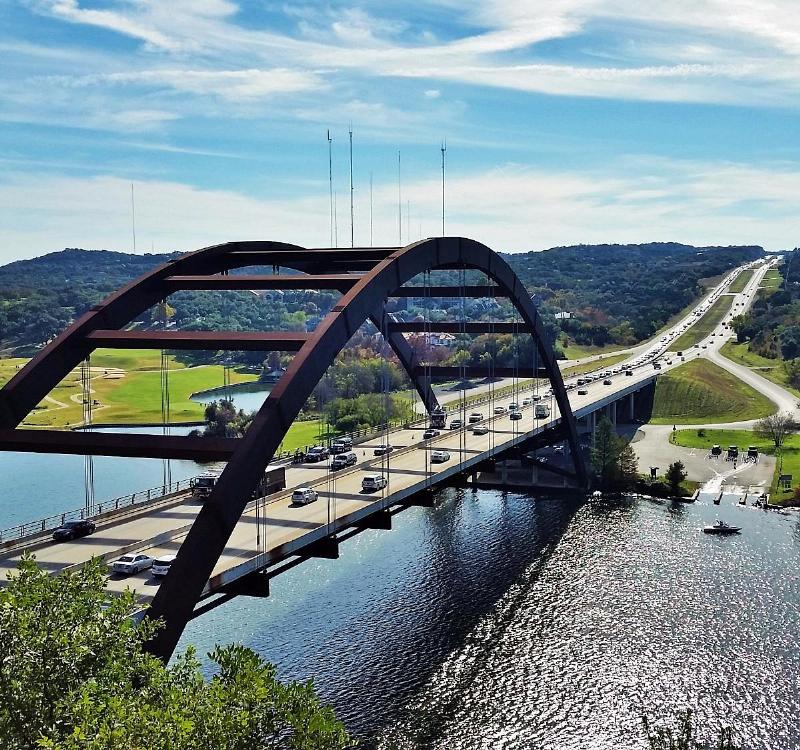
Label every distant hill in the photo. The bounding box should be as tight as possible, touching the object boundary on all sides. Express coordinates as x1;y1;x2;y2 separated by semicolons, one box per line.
0;242;763;355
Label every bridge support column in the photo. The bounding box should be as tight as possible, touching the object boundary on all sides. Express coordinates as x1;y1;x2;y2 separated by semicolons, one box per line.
629;392;635;422
305;536;339;559
353;509;392;530
402;488;435;508
222;570;270;598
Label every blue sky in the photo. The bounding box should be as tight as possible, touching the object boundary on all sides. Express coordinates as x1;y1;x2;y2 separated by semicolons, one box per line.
1;1;800;262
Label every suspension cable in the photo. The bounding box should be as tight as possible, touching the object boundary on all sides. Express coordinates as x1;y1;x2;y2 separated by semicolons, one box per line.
160;348;172;492
81;356;94;516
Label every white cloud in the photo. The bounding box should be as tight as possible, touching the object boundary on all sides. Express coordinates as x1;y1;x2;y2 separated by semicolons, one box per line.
424;89;441;98
2;159;797;265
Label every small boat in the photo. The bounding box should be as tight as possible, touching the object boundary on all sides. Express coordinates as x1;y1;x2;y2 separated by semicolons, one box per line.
703;520;741;535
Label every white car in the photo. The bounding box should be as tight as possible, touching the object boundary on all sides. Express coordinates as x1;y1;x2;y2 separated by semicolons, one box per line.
471;425;489;435
493;405;507;415
521;397;532;406
112;553;153;576
291;487;318;505
431;450;451;463
151;554;177;577
362;473;388;492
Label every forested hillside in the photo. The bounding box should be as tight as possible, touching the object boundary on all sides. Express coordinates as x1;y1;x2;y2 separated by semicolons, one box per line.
0;242;762;355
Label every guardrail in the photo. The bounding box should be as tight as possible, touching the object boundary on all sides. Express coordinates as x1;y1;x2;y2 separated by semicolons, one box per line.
0;477;197;548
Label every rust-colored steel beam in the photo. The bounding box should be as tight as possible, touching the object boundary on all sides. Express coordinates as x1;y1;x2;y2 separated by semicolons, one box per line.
164;274;359;292
413;365;548;379
391;285;506;298
0;429;237;460
388;321;532;334
223;248;394;269
85;330;310;351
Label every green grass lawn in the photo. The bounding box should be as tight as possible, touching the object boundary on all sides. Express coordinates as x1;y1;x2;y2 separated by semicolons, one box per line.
668;296;734;352
728;269;754;294
561;352;629;378
671;428;800;502
560;342;627;360
720;341;800;399
651;358;776;424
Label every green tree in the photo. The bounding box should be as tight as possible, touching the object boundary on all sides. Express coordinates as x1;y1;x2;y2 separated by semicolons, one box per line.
0;557;352;750
665;460;688;496
591;415;638;490
753;412;799;473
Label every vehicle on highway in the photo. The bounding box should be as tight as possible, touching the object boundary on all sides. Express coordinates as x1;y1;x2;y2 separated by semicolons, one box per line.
329;441;349;455
509;410;523;420
431;450;451;463
603;379;612;385
362;473;388;492
653;363;662;370
522;397;532;406
534;404;551;418
112;553;154;576
493;406;507;415
577;388;588;395
331;451;358;470
336;436;353;449
151;554;177;577
423;428;440;439
291;486;318;505
374;444;394;456
304;446;329;463
450;419;463;429
429;407;447;430
702;345;707;349
191;473;219;500
468;412;483;424
625;370;633;376
508;402;519;411
52;519;96;542
471;424;489;435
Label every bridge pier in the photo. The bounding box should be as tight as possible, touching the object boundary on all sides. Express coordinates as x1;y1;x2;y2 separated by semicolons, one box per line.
402;488;436;508
222;570;270;598
304;535;340;559
353;509;392;530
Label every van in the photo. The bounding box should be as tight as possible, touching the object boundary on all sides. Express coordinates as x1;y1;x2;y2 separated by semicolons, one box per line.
362;474;388;492
331;451;357;470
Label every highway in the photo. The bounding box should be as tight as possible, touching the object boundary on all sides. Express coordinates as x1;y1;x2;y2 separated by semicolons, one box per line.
0;256;776;604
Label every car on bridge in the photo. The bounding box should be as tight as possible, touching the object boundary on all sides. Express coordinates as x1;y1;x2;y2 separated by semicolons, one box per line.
625;370;633;376
374;444;394;456
509;410;523;421
112;553;154;576
423;428;440;439
51;519;96;542
305;446;330;463
362;474;388;492
151;555;177;577
468;412;483;423
431;450;451;463
471;424;489;435
331;451;358;470
493;406;507;415
291;487;318;505
450;418;463;429
577;388;588;395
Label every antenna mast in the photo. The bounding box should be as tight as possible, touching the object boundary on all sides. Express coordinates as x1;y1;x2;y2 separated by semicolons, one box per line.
130;182;137;254
327;130;333;247
441;140;447;236
369;171;373;246
397;150;402;245
349;125;354;248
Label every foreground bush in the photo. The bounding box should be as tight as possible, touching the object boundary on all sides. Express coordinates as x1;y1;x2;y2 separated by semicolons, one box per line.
0;557;353;750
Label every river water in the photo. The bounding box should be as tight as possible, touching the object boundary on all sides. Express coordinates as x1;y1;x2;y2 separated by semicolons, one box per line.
1;436;798;748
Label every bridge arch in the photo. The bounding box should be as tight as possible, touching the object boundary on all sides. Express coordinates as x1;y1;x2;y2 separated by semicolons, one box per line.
0;237;587;659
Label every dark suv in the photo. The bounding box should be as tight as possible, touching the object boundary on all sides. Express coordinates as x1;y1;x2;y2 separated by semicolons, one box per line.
52;519;96;542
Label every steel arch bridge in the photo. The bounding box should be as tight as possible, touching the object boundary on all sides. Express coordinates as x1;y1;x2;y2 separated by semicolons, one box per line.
0;237;587;659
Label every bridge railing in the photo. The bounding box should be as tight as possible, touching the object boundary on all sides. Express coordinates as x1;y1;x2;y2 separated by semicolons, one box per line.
0;477;197;549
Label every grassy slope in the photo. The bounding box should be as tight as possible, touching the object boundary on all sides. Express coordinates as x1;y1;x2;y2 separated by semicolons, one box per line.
560;342;627;359
728;269;754;294
671;428;800;502
561;352;629;378
668;296;734;352
720;341;800;399
651;358;776;424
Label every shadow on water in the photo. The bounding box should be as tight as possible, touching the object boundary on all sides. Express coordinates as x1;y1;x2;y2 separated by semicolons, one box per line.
179;487;581;742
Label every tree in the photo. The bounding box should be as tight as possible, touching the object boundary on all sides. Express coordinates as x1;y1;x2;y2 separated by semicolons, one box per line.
0;557;352;750
642;709;737;750
753;412;799;473
665;460;688;496
591;415;638;490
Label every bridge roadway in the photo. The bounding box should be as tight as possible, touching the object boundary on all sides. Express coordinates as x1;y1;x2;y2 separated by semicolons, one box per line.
0;257;774;606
